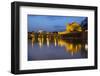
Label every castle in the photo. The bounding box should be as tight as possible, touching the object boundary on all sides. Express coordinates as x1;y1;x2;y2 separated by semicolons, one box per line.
58;22;82;35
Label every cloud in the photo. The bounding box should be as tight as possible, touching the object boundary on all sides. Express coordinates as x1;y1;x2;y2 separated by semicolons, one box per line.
28;15;87;32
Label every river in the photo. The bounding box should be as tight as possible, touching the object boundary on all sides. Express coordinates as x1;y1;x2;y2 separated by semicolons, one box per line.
28;37;88;61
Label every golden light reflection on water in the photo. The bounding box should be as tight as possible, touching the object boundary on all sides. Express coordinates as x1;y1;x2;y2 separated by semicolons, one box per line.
31;34;35;47
46;38;50;47
38;37;44;48
31;36;87;55
85;44;88;51
54;38;57;47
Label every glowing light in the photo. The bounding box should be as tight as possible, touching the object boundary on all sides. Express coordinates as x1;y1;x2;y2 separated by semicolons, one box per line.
54;38;57;47
38;37;44;48
58;22;82;35
85;44;88;50
46;38;50;47
57;39;82;55
32;37;35;47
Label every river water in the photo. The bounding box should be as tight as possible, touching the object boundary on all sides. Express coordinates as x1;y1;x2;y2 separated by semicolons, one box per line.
28;37;88;61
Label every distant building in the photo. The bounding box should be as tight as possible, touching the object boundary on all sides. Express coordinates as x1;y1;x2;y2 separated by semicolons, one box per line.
58;22;82;35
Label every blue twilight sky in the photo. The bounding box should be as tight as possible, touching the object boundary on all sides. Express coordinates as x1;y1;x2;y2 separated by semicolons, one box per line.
28;15;87;32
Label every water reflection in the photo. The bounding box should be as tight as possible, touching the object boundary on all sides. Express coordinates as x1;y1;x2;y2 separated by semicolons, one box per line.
28;33;87;61
46;38;50;47
38;37;44;48
30;35;87;56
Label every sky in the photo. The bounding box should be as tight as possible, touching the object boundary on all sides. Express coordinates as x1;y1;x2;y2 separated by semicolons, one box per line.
28;15;87;32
